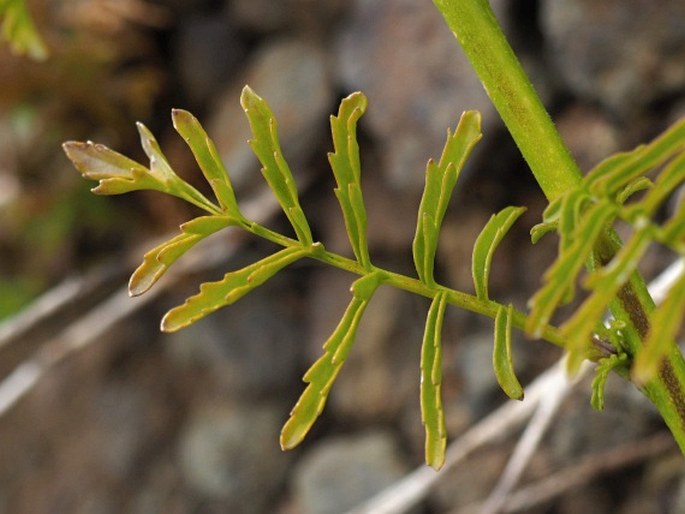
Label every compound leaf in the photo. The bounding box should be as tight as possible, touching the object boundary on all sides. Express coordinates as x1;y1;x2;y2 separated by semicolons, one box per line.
413;110;482;284
161;245;309;332
241;85;313;245
420;291;448;470
472;206;526;300
280;271;384;450
129;215;233;296
493;304;523;400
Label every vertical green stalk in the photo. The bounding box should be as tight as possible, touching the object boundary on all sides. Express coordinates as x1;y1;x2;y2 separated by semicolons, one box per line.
432;0;582;201
432;0;685;452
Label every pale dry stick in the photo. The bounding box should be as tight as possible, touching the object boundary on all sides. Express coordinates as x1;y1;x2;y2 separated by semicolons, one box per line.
0;287;164;415
0;183;286;417
648;257;684;305
476;257;685;514
0;170;294;353
0;276;86;350
473;432;676;513
0;266;126;352
350;257;685;514
477;359;588;514
347;359;576;514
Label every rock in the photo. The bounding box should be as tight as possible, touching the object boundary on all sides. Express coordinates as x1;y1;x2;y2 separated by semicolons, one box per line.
452;330;501;416
303;267;424;423
172;10;246;108
93;380;169;481
555;103;621;171
430;446;510;511
328;285;423;422
547;372;656;462
207;37;334;193
165;266;304;396
540;0;685;116
177;403;292;511
229;0;348;35
335;0;496;190
291;431;410;514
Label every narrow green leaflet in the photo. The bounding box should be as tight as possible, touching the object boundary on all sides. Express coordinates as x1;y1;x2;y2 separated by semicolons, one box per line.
328;92;371;269
558;189;591;255
63;141;163;194
172;109;242;217
136;122;221;214
472;206;526;300
530;221;557;245
493;304;523;400
659;200;685;253
280;271;384;450
591;353;627;411
241;86;313;245
63;126;222;215
420;291;448;470
623;151;685;221
584;117;685;197
0;0;47;60
413;110;482;285
161;245;309;332
129;216;233;296
616;176;653;206
526;200;617;338
633;269;685;382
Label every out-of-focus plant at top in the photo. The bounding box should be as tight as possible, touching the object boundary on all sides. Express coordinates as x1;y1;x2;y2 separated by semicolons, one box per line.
0;0;171;319
0;0;47;60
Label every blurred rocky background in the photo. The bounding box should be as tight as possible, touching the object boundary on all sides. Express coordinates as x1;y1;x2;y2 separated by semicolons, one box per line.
1;0;685;512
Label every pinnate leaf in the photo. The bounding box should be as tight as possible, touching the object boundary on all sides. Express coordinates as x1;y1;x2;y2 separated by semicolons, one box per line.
472;206;525;300
280;271;384;450
129;216;233;296
420;291;448;469
241;85;313;245
161;245;309;332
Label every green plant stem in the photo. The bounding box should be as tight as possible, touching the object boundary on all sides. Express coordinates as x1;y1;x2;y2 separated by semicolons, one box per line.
431;0;581;201
243;218;568;349
432;0;685;452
